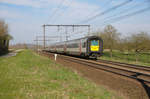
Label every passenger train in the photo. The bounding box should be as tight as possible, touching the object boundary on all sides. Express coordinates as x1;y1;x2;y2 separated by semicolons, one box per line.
46;36;103;59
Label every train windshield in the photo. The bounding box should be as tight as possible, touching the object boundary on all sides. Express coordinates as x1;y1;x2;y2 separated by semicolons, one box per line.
91;40;99;46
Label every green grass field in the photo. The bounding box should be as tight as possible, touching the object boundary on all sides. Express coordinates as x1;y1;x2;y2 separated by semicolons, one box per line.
101;50;150;66
0;50;121;99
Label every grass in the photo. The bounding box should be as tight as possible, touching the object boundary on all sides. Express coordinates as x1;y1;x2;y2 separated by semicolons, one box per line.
100;50;150;66
0;50;121;99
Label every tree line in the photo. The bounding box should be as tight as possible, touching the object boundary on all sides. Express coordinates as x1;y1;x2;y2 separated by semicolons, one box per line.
93;25;150;62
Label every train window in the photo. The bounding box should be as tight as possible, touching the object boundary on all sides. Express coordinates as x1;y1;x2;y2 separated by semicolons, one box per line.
72;43;78;48
91;40;99;46
67;43;78;48
82;42;86;48
67;44;72;48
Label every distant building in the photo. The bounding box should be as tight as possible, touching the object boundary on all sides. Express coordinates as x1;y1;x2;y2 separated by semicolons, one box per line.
0;37;10;55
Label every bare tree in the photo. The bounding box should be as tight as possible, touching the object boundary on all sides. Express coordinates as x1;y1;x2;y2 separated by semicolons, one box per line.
118;37;132;53
0;20;12;40
100;25;120;58
0;20;8;38
130;32;150;62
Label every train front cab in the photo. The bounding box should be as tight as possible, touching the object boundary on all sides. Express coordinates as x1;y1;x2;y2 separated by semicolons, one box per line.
87;36;103;58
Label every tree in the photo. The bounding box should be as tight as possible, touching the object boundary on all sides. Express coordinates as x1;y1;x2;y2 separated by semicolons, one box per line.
100;25;120;58
0;20;8;38
118;37;132;53
130;32;150;62
0;20;12;40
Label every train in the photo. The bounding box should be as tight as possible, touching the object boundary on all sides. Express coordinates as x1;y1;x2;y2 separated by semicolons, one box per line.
45;36;103;59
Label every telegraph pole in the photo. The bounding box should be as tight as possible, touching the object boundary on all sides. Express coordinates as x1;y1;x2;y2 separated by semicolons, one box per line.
35;35;59;50
65;27;68;41
36;36;38;50
43;25;46;49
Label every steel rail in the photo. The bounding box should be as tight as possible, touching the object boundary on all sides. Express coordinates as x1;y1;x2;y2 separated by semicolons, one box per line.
41;51;150;84
97;59;150;71
60;55;150;84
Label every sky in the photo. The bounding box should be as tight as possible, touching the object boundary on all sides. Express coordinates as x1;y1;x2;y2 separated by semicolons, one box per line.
0;0;150;44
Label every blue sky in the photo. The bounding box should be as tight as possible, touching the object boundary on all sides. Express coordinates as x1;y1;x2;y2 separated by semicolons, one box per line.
0;0;150;44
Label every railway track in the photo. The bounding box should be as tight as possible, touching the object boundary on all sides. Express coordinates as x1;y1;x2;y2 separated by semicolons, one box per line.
62;56;150;83
42;51;150;84
40;51;150;99
97;59;150;72
94;59;150;75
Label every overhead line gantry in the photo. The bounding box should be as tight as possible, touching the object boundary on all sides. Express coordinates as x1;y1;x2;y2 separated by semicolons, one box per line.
42;24;91;49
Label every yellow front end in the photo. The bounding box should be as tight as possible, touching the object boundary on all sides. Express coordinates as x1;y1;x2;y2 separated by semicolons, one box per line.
90;40;99;52
90;45;99;51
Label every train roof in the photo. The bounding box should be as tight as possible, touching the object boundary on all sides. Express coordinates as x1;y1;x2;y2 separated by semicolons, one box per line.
49;36;102;46
66;36;102;42
70;36;102;42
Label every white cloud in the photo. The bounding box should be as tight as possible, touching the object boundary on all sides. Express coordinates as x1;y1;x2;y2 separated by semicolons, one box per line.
1;0;40;8
0;0;63;8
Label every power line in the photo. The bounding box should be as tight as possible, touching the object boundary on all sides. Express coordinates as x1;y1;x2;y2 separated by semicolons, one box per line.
102;1;149;23
52;0;74;24
82;0;113;22
80;0;133;24
47;0;66;24
101;6;150;26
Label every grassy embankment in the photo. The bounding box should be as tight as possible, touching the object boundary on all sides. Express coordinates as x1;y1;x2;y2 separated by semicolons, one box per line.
101;50;150;66
0;50;121;99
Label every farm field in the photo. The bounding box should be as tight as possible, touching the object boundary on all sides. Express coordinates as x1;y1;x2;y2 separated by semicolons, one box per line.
101;50;150;66
0;50;121;99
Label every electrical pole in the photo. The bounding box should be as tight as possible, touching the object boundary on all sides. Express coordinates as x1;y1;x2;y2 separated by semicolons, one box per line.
34;36;59;50
65;27;68;41
43;25;46;49
36;36;38;51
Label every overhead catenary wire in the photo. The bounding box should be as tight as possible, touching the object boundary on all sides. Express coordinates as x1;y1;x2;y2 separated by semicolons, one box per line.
43;0;150;42
80;0;133;24
83;0;113;22
52;0;74;24
100;6;150;26
101;0;149;23
47;0;66;24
